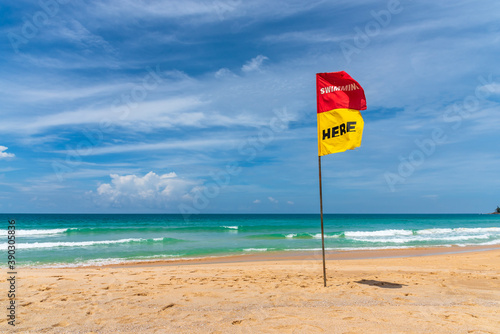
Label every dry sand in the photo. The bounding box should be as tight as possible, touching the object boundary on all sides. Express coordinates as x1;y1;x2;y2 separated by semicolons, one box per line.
2;247;500;333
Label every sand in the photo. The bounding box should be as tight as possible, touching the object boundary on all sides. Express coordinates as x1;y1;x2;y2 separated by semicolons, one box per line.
2;247;500;333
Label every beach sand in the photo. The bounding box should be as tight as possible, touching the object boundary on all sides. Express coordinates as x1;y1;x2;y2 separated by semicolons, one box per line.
2;247;500;333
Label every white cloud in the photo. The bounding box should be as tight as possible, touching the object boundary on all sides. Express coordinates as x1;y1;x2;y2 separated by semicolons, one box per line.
215;68;236;78
93;171;198;207
0;96;203;134
263;30;351;44
0;92;269;134
93;0;242;22
51;19;115;54
0;81;131;104
268;196;278;203
287;201;294;205
88;0;324;26
242;55;268;72
253;199;261;204
61;137;241;156
0;146;14;159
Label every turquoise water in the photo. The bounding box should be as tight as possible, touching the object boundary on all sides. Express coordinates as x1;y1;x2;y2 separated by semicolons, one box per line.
1;214;499;267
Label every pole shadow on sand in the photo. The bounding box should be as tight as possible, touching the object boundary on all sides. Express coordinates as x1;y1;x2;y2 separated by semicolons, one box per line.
354;279;407;289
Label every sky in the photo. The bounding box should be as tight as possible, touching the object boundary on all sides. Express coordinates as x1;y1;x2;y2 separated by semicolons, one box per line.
1;0;499;214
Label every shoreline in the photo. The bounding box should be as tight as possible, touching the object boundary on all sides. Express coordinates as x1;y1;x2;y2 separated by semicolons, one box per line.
102;244;500;268
20;244;500;269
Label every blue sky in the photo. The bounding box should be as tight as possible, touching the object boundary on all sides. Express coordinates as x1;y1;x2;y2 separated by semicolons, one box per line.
1;0;499;213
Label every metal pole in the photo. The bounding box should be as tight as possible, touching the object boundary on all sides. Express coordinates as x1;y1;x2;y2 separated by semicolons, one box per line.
318;155;327;287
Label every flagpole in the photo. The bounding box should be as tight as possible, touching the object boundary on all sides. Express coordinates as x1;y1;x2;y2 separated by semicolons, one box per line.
318;155;327;287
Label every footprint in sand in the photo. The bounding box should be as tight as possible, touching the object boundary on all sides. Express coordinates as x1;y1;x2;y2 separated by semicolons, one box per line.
159;303;175;312
52;321;70;327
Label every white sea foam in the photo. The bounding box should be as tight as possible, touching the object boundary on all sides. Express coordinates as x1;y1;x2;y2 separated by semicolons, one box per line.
22;255;181;268
343;227;500;244
478;239;500;246
243;248;269;252
285;246;416;252
286;248;333;251
132;254;183;259
0;237;165;250
222;226;238;230
312;233;340;239
454;227;500;233
345;229;413;237
417;228;453;235
0;229;67;236
23;254;236;268
418;227;500;235
285;233;297;238
350;234;491;244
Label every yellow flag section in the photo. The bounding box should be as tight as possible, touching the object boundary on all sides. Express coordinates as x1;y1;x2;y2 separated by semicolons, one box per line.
317;108;364;156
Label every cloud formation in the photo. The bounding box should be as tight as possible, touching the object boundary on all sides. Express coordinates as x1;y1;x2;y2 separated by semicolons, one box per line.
0;146;15;159
242;55;268;72
268;196;278;203
94;171;197;208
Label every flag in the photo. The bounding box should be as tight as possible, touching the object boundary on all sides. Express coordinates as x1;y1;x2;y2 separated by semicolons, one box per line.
316;71;366;156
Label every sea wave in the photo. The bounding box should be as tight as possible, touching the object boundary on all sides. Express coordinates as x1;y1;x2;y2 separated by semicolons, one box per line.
248;232;341;240
0;229;68;236
63;225;245;235
64;226;174;235
246;227;500;245
312;233;342;239
243;248;270;252
417;228;453;235
0;237;184;250
350;234;492;244
418;227;500;235
344;227;500;242
18;254;237;268
345;229;414;237
285;246;417;252
478;239;500;246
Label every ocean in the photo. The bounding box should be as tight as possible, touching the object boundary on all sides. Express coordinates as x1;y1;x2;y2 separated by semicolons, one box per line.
2;214;500;267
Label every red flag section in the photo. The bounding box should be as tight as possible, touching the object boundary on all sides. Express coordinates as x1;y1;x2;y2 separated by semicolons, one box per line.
316;71;367;113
